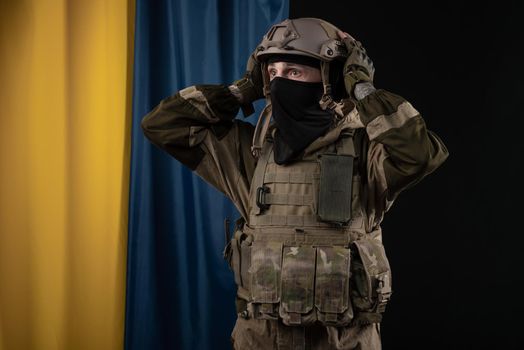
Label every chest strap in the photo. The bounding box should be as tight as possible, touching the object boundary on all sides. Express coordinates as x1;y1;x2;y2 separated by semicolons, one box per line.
335;128;356;156
250;214;325;227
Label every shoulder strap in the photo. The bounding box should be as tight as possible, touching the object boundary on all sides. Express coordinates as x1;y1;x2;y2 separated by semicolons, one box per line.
251;103;272;158
335;128;356;156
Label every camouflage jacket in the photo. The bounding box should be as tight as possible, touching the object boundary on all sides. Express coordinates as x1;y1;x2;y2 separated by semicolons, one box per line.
141;85;448;230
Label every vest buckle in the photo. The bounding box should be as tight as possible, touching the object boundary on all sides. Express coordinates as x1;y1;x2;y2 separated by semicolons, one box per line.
256;186;270;211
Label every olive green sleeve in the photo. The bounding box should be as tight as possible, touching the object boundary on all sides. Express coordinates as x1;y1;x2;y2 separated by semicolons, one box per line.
141;84;239;169
141;84;256;219
355;89;449;216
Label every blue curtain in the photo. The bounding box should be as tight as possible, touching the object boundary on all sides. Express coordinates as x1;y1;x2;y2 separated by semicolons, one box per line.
125;1;289;349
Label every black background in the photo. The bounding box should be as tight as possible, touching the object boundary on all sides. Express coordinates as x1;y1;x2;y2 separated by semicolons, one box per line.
290;1;524;349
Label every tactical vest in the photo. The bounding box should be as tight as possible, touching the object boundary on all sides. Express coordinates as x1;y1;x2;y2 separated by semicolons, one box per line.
225;128;392;327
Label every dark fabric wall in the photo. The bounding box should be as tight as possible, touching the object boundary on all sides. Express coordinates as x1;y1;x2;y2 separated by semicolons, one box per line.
125;1;288;349
290;2;524;349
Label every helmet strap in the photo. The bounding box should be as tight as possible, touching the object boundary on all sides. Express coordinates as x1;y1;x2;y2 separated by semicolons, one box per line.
320;61;331;96
251;61;273;158
319;61;337;112
261;61;271;98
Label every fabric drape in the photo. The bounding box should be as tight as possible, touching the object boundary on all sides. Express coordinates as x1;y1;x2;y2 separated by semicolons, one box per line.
0;0;134;349
125;1;288;349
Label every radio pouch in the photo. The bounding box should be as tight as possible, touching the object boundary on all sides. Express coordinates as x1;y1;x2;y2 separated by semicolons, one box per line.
318;154;354;224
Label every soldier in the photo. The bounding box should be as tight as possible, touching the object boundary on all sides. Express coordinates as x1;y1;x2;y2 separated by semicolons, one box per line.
141;17;448;350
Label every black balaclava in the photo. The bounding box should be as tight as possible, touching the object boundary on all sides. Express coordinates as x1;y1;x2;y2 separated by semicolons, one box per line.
270;75;334;165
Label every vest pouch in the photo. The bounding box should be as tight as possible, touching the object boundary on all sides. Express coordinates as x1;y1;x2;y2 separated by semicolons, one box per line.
279;246;317;326
239;235;252;291
226;219;253;290
315;246;354;326
350;239;392;314
227;225;253;315
225;237;242;286
249;241;282;320
317;154;354;224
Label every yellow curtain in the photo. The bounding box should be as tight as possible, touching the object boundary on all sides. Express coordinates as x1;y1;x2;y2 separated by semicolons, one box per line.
0;0;134;349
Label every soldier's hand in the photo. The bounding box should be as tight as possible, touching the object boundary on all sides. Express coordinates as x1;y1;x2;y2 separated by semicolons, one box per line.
230;50;264;105
337;31;376;100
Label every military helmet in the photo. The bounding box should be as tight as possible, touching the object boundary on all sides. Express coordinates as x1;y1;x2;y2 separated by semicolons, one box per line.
255;17;348;63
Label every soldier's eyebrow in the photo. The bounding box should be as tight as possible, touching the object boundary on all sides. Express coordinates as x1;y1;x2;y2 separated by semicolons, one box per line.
267;63;303;69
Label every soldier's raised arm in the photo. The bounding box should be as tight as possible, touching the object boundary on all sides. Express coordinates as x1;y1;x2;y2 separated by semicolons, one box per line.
140;83;255;218
337;31;449;223
358;90;448;197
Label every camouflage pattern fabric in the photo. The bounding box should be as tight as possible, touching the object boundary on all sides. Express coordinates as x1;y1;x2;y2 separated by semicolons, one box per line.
280;246;316;325
315;247;353;326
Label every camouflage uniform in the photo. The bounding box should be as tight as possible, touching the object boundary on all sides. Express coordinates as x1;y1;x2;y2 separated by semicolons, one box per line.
141;81;449;349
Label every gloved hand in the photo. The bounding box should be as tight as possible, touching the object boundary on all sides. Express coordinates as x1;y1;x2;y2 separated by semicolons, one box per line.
230;49;264;107
337;31;376;100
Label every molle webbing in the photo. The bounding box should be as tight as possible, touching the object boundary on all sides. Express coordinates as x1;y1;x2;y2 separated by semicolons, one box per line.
248;131;362;229
244;226;363;247
261;193;313;206
250;214;325;227
263;172;314;184
249;214;364;229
